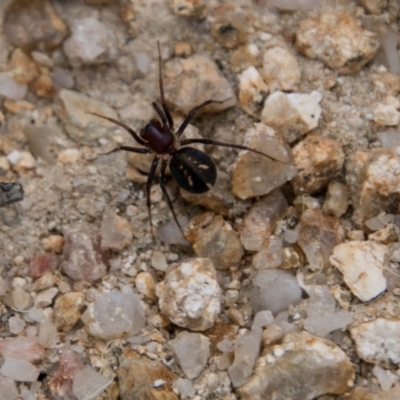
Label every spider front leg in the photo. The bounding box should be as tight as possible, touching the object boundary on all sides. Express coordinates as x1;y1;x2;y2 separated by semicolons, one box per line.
157;41;174;130
180;138;293;163
176;99;229;137
102;146;150;156
159;159;186;238
146;157;159;238
90;112;148;146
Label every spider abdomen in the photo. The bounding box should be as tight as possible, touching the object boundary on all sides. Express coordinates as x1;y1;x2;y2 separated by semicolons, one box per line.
169;147;217;194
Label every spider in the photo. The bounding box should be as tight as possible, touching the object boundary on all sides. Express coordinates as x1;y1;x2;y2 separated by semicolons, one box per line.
93;42;273;238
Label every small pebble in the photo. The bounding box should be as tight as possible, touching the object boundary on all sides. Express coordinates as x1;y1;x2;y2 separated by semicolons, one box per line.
54;292;86;332
169;331;210;379
63;17;118;66
0;357;39;382
261;47;301;92
135;272;156;301
192;215;244;270
249;269;302;315
232;123;297;199
261;91;322;143
81;287;145;340
296;11;379;74
156;258;221;331
72;367;111;400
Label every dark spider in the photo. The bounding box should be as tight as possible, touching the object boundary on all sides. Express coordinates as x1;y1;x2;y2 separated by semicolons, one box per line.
92;42;274;238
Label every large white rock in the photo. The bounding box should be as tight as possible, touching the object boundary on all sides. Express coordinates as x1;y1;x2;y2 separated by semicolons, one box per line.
330;240;388;302
156;258;221;331
350;318;400;367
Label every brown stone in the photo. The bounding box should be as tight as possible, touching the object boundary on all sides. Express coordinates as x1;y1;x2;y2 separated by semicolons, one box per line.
291;134;345;195
118;349;178;400
4;0;68;52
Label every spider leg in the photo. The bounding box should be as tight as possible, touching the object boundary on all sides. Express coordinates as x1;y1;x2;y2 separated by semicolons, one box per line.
146;156;159;239
103;146;150;156
180;138;294;164
152;102;169;128
159;158;186;238
157;41;174;130
91;112;148;147
176;99;229;137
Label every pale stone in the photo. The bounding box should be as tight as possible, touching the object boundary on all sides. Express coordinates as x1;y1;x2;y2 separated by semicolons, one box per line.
54;89;119;144
8;315;25;334
163;54;236;114
372;365;398;391
192;215;244;270
238;332;355;399
62;224;107;282
330;241;388;302
173;379;195;398
32;273;57;291
323;181;349;217
291;134;345;195
63;17;118;66
7;150;35;169
232;123;297;199
57;148;81;164
251;310;274;330
42;235;64;253
249;269;302;315
297;209;340;269
3;0;68;52
81;287;145;340
8;286;32;311
228;329;262;387
0;376;18;400
238;66;269;118
0;337;45;363
350;318;400;367
240;190;287;251
100;208;133;251
262;323;283;346
304;285;353;337
296;11;379;74
261;47;301;91
231;44;261;73
0;357;39;382
72;367;111;400
35;287;58;307
347;150;400;225
261;90;322;143
252;236;283;270
150;250;168;272
38;321;59;349
156;258;221;331
374;104;400;126
169;332;210;379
